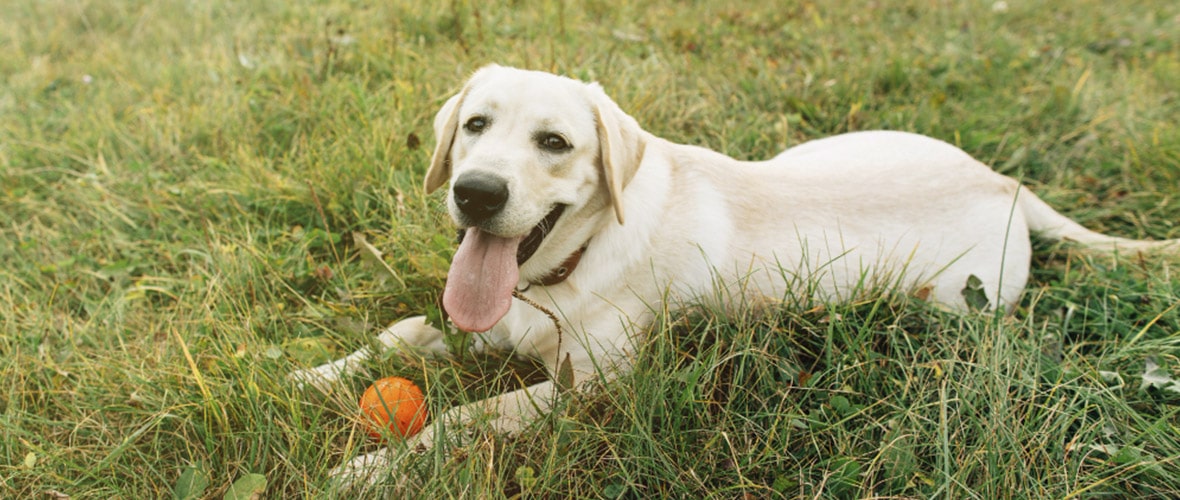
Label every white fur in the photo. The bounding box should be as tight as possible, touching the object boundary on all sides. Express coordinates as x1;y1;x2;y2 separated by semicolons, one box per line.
290;65;1176;484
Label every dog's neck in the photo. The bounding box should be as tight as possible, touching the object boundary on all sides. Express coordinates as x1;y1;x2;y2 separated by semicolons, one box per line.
530;244;588;287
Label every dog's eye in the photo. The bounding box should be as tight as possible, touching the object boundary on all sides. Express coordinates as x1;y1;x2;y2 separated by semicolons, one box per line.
537;133;571;152
463;116;488;133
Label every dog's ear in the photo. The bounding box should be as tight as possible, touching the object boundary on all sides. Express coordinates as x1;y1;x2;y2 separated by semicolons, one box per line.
591;84;646;225
423;86;468;194
426;65;504;193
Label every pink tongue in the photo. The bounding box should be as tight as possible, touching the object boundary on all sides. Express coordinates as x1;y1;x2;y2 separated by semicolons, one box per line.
443;228;522;332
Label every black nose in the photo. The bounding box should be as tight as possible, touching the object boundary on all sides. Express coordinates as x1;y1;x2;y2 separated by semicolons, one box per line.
453;171;509;223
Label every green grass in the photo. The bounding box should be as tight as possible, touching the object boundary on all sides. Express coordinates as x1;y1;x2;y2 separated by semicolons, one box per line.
3;0;1180;497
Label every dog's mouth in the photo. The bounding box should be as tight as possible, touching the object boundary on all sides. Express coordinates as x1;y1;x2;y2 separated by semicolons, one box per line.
516;204;566;266
455;204;566;266
445;204;566;332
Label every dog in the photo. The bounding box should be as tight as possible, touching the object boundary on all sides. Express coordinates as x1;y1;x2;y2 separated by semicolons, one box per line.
291;64;1176;482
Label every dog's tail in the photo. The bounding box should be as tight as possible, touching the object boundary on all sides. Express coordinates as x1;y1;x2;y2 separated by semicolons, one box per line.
1018;186;1178;253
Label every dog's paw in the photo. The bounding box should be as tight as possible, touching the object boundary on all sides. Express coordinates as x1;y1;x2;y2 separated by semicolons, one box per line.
328;429;437;490
329;448;395;488
287;361;346;392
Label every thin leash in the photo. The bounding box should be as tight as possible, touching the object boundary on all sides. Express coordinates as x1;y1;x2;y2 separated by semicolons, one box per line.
511;289;562;349
511;289;575;393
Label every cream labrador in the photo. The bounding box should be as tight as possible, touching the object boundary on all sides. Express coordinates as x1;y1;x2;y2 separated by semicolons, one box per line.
292;64;1176;482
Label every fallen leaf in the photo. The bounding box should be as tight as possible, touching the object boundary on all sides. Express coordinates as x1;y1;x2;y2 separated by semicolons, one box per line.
927;362;944;379
1087;441;1121;456
556;353;575;394
1140;357;1180;393
173;464;210;500
353;232;405;288
515;465;537;489
1098;370;1124;387
224;473;266;500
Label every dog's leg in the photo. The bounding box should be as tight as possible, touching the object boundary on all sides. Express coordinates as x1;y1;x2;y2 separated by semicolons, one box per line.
288;315;445;392
332;345;617;485
331;379;561;484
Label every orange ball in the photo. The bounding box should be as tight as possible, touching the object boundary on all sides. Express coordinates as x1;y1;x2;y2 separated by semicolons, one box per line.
358;376;427;439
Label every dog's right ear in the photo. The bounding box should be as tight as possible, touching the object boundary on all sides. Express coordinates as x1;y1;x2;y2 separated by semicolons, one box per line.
423;87;468;194
591;84;646;225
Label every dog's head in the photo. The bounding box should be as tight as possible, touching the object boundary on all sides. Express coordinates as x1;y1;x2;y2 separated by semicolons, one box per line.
424;65;646;332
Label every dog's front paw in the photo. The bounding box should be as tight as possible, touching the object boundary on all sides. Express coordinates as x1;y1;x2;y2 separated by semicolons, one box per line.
287;359;348;392
329;448;395;488
329;428;436;490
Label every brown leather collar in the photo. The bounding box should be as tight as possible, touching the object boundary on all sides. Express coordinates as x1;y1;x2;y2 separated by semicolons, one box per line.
530;244;588;287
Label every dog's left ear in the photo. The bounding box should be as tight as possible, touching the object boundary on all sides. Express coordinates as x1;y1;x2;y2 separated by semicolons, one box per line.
590;83;646;225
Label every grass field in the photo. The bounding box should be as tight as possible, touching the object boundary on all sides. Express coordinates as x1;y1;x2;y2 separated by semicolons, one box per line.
3;0;1180;497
